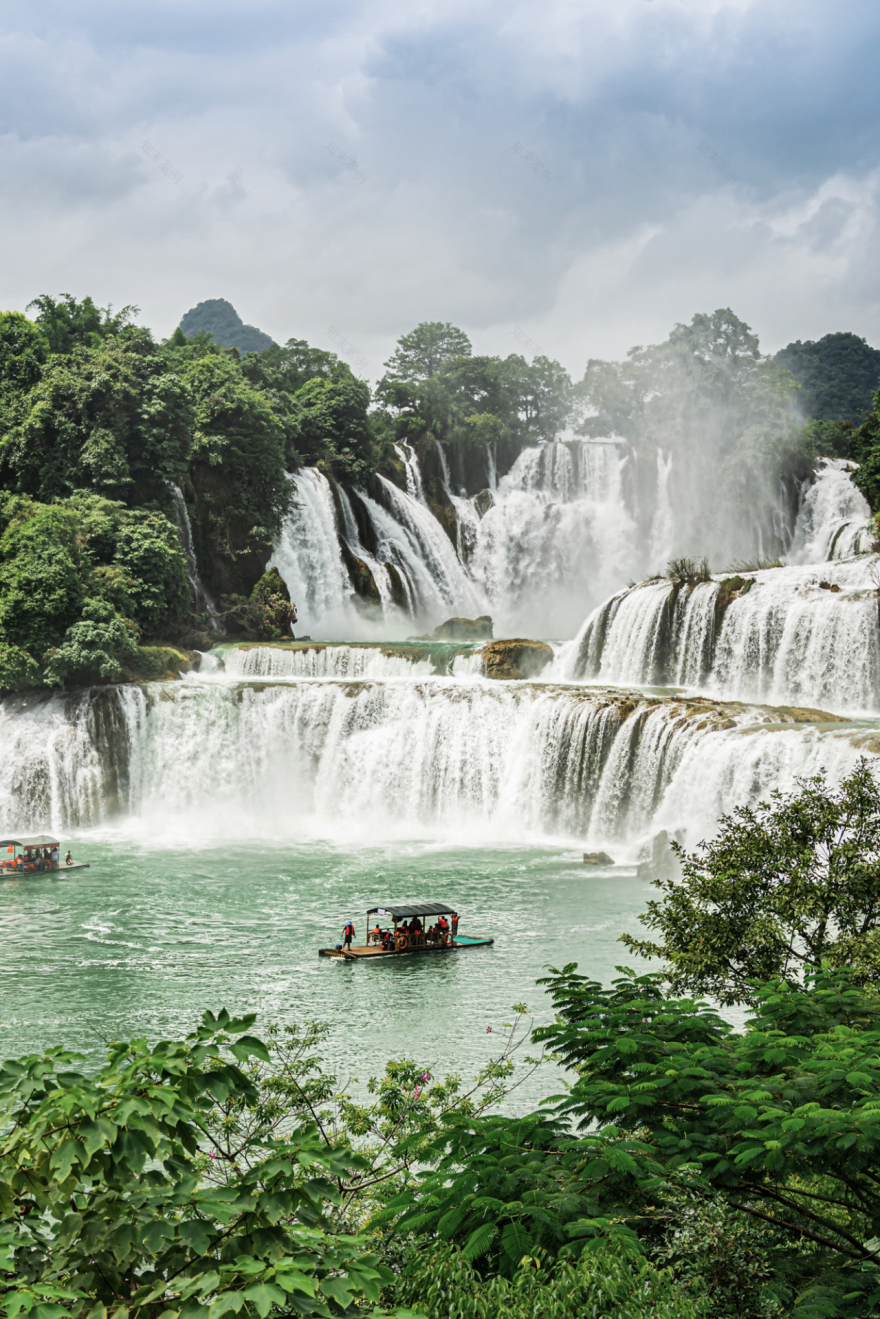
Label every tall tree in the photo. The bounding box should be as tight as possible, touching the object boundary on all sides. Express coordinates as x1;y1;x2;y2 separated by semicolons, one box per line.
0;311;48;403
383;321;473;381
185;354;291;595
621;760;880;1005
27;293;139;354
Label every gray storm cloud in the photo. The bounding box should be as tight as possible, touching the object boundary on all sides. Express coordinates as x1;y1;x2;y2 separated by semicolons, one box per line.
1;0;879;373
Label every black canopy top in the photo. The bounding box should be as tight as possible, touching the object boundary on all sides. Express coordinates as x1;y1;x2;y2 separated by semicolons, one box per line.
366;902;456;920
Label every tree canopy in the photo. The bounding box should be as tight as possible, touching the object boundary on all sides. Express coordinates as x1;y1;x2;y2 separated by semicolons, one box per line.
27;293;139;354
383;321;473;381
621;760;880;1005
776;331;880;422
0;492;188;690
0;331;193;508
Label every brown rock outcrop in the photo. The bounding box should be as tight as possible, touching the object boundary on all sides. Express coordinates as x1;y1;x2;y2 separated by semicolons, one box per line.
480;638;553;680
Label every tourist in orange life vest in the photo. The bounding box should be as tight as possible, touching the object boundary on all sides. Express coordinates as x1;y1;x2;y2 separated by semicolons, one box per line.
372;923;381;943
451;912;459;937
437;915;449;940
342;920;356;949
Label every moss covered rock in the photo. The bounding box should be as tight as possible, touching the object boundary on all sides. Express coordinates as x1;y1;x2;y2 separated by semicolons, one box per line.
480;638;553;680
249;568;296;640
434;615;493;641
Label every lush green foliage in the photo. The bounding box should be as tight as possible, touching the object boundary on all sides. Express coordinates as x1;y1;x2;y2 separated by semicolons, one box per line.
0;331;193;507
0;1009;395;1319
27;294;139;354
390;1236;710;1319
185;355;291;595
383;323;473;382
198;1011;536;1235
621;761;880;1005
851;389;880;510
0;493;188;688
42;597;137;685
775;332;880;423
180;297;275;354
247;568;295;640
375;326;573;473
0;313;48;405
292;369;374;480
533;964;880;1315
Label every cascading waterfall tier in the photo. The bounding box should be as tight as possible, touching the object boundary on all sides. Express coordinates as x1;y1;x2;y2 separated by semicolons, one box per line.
268;443;862;642
562;556;880;714
214;642;480;679
465;440;642;636
0;676;872;856
271;440;641;638
789;457;871;563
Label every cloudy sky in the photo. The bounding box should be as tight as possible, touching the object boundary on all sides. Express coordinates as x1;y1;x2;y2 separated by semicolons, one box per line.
2;0;879;380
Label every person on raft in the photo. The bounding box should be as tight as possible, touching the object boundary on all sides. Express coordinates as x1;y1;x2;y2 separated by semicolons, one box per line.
342;920;356;949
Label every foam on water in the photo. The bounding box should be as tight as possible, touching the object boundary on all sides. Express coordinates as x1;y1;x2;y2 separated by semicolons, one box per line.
563;556;880;714
0;678;871;861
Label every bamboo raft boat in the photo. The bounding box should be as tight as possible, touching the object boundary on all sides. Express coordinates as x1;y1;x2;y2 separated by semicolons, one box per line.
319;901;493;961
0;835;90;877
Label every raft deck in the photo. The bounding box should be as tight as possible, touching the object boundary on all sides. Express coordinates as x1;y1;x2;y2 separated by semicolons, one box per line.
319;934;493;961
1;862;91;878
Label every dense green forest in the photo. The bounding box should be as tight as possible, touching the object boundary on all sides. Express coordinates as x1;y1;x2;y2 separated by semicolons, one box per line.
2;293;880;693
775;331;880;423
6;767;880;1318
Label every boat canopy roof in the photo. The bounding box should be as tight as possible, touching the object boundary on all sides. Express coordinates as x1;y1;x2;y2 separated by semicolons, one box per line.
0;836;58;849
366;902;456;920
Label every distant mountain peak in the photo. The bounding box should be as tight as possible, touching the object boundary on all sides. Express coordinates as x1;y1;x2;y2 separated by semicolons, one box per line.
179;298;274;354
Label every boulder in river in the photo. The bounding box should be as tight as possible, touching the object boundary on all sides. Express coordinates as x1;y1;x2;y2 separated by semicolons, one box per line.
480;638;553;680
433;615;494;640
583;851;615;866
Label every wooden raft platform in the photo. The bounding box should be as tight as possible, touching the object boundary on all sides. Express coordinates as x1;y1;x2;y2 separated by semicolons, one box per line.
1;862;90;878
319;934;493;961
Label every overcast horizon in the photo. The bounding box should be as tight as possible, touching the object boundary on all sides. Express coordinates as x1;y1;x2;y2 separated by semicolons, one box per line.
2;0;880;382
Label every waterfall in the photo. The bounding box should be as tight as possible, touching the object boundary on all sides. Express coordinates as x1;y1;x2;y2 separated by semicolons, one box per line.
169;484;214;615
0;676;872;856
394;442;426;503
436;443;482;563
566;556;880;714
270;439;643;639
789;458;871;563
648;449;675;568
268;444;873;645
365;477;486;620
217;644;441;679
271;469;361;635
0;687;141;831
467;440;640;636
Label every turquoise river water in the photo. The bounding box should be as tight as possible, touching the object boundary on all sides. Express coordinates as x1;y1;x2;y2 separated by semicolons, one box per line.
0;834;651;1110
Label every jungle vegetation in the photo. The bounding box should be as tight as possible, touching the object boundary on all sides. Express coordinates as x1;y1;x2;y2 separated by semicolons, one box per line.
8;770;880;1317
0;296;870;693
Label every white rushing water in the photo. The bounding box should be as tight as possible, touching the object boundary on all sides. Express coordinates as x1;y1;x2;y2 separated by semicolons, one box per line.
217;645;440;680
563;557;880;714
789;458;871;563
555;458;880;714
271;440;646;638
466;440;641;636
0;677;873;859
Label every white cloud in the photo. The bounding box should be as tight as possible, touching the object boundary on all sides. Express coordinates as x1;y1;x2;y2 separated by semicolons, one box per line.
1;0;879;377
